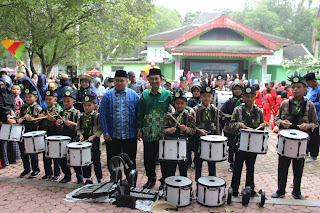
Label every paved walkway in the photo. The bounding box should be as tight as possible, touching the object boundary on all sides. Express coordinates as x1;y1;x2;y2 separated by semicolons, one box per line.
1;130;320;212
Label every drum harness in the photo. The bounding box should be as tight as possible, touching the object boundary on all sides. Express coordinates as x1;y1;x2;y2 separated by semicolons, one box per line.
279;97;307;157
163;111;189;160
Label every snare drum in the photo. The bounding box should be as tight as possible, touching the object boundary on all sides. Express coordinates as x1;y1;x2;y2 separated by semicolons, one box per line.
23;131;46;154
165;176;192;207
159;137;187;161
67;142;92;167
239;129;269;154
197;176;226;207
0;123;25;142
46;136;70;158
215;90;233;109
200;135;227;162
277;129;309;158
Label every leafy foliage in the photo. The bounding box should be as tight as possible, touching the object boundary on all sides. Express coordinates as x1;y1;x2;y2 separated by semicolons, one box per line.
0;0;155;75
150;6;182;35
282;54;320;75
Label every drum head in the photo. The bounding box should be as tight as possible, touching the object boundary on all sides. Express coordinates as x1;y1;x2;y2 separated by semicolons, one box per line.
165;176;192;187
279;129;309;140
46;135;70;140
197;176;225;186
240;129;266;134
67;142;91;148
23;131;46;137
201;135;227;142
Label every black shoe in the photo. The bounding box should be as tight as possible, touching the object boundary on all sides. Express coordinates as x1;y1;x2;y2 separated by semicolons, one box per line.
85;178;93;184
143;181;155;189
59;177;71;183
30;170;41;178
97;179;101;183
229;163;234;172
271;192;285;198
51;175;61;182
9;161;17;164
292;193;306;200
233;191;239;197
41;174;53;180
77;179;84;184
20;170;31;178
251;190;259;197
158;184;164;191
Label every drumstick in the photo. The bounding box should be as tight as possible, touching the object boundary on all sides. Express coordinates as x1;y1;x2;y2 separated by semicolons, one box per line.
167;112;181;126
55;111;65;122
174;109;185;128
32;116;49;121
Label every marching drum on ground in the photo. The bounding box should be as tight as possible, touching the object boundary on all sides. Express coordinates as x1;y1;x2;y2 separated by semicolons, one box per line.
164;176;192;207
197;176;226;207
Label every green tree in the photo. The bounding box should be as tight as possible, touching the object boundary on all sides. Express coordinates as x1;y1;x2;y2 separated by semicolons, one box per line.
182;11;201;25
150;6;182;35
0;0;155;76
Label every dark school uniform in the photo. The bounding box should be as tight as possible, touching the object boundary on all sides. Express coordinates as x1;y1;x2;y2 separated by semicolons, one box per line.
77;110;102;181
229;103;264;195
163;110;196;177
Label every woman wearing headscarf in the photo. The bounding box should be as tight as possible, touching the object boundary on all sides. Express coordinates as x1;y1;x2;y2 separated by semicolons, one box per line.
0;78;17;168
93;77;105;100
37;74;48;108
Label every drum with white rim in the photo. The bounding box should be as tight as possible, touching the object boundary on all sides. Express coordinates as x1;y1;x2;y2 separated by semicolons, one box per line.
164;176;192;207
159;137;187;161
197;176;226;207
277;129;309;159
23;131;46;154
200;135;227;162
215;90;233;109
67;142;92;167
239;129;269;154
46;135;70;158
0;123;25;142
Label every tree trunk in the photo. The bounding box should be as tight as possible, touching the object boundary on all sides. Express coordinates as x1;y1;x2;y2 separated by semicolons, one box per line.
312;0;320;58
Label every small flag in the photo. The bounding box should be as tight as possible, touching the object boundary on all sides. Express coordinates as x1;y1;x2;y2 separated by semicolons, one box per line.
1;39;26;60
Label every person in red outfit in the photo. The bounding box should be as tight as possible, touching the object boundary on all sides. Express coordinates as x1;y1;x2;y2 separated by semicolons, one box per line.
285;85;294;99
268;81;277;100
271;91;288;133
277;81;286;91
253;84;262;108
263;87;275;124
273;90;283;117
262;83;268;97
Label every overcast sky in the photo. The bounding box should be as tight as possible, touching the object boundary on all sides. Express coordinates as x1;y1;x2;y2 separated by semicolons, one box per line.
154;0;315;16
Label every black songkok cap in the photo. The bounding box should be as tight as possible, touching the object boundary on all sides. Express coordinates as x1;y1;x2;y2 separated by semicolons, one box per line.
173;89;187;101
288;72;306;86
45;89;58;97
216;74;225;80
180;75;188;81
200;83;214;94
243;85;256;95
63;86;76;100
304;72;316;81
148;68;162;77
24;87;38;95
83;92;97;104
115;70;128;78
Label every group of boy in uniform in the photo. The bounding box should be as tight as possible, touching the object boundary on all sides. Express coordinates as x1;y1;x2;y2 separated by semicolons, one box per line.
3;69;319;200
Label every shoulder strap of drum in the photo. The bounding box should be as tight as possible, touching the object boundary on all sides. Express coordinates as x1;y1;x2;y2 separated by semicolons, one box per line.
289;96;294;114
91;111;97;127
80;113;84;129
210;105;216;123
183;110;189;125
301;97;307;114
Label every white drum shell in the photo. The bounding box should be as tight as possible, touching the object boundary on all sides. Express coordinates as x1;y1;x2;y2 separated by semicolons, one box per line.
159;138;187;161
197;176;226;207
215;91;233;109
277;129;309;159
67;142;92;167
165;176;192;207
46;136;70;158
23;131;46;154
200;135;227;162
0;123;25;142
239;129;269;154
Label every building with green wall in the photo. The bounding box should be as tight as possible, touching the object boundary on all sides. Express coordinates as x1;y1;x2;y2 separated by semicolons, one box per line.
103;12;313;83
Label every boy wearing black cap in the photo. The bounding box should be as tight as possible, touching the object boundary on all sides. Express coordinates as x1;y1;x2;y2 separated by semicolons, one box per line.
271;73;318;200
163;90;196;177
304;72;320;162
193;84;223;180
17;87;42;178
38;89;61;181
77;92;103;184
221;80;244;172
56;87;83;184
229;85;266;197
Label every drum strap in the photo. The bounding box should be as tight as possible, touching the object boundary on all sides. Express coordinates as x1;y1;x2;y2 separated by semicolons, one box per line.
288;97;307;129
241;105;258;128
